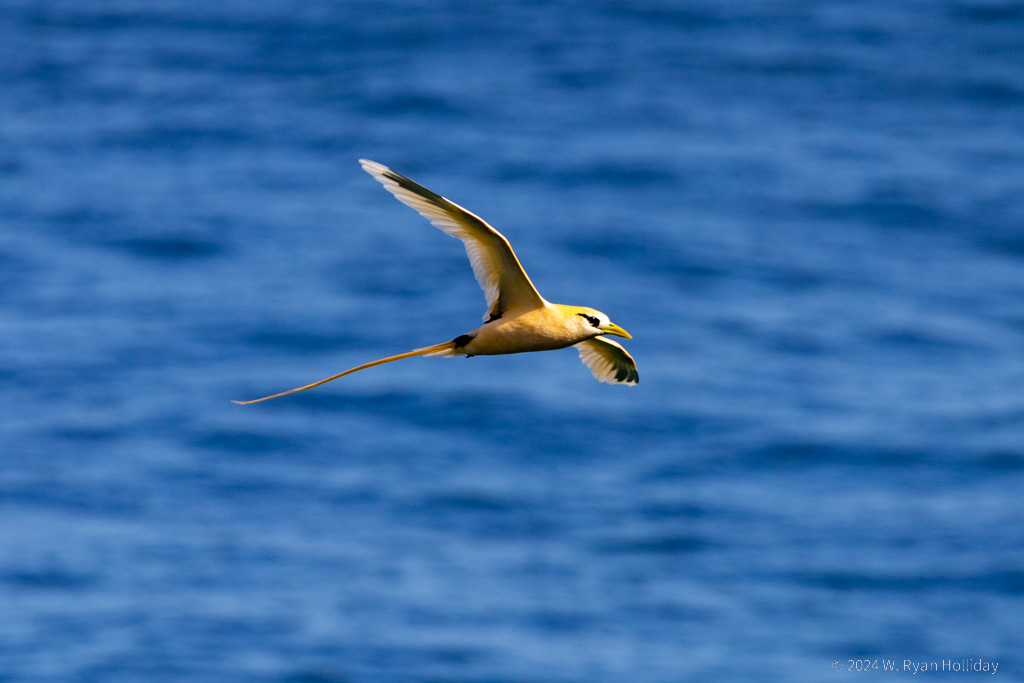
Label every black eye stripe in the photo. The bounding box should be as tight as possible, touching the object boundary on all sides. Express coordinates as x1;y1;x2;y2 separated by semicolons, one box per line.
577;313;601;327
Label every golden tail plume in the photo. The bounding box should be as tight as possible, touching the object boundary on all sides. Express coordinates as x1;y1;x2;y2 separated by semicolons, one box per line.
232;341;456;405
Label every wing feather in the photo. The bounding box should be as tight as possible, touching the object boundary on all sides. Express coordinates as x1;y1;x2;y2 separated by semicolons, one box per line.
575;337;639;385
360;160;546;321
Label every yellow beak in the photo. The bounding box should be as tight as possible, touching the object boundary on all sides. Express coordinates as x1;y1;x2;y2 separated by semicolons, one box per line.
599;322;632;339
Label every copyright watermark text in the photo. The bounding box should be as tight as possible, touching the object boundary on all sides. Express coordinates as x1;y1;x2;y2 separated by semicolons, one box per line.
832;659;1000;675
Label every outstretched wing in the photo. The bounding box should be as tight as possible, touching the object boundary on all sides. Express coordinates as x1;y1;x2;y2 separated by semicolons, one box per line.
575;337;639;385
360;160;547;321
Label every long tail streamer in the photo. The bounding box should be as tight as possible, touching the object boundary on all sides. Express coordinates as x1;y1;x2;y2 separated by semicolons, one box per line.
233;341;454;405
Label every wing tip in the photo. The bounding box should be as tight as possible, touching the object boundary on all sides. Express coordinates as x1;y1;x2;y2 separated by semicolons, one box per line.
576;337;639;386
605;370;639;386
359;158;389;176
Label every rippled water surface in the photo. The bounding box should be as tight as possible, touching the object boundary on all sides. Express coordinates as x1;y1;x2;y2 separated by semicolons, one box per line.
2;1;1023;681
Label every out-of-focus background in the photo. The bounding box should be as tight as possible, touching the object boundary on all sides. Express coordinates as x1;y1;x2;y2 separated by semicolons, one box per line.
2;1;1023;681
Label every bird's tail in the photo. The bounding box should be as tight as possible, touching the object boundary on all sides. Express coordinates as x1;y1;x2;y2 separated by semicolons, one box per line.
232;341;457;405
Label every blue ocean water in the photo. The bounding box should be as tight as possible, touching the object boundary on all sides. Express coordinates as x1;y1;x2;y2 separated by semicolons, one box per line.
2;0;1023;680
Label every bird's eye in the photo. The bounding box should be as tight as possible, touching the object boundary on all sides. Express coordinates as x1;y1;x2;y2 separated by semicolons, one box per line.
578;313;601;327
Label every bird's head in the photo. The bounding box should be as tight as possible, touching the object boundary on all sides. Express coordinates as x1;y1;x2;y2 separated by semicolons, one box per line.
572;307;632;339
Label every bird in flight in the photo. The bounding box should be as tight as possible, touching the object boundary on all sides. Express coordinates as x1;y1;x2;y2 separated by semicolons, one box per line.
234;159;637;404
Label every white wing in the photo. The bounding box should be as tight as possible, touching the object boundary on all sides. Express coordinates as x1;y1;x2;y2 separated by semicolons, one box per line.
575;337;639;385
360;160;546;321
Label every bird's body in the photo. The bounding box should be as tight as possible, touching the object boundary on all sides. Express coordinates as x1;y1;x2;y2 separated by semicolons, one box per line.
443;305;612;357
234;160;637;405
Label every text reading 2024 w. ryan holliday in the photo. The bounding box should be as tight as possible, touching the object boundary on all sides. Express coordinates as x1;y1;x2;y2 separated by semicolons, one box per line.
834;658;1000;674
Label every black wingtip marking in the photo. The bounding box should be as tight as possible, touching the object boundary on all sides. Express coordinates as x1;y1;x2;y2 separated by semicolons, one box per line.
617;366;639;383
383;168;448;206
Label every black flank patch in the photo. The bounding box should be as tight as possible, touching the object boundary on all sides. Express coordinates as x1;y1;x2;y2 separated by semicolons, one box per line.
452;333;476;348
